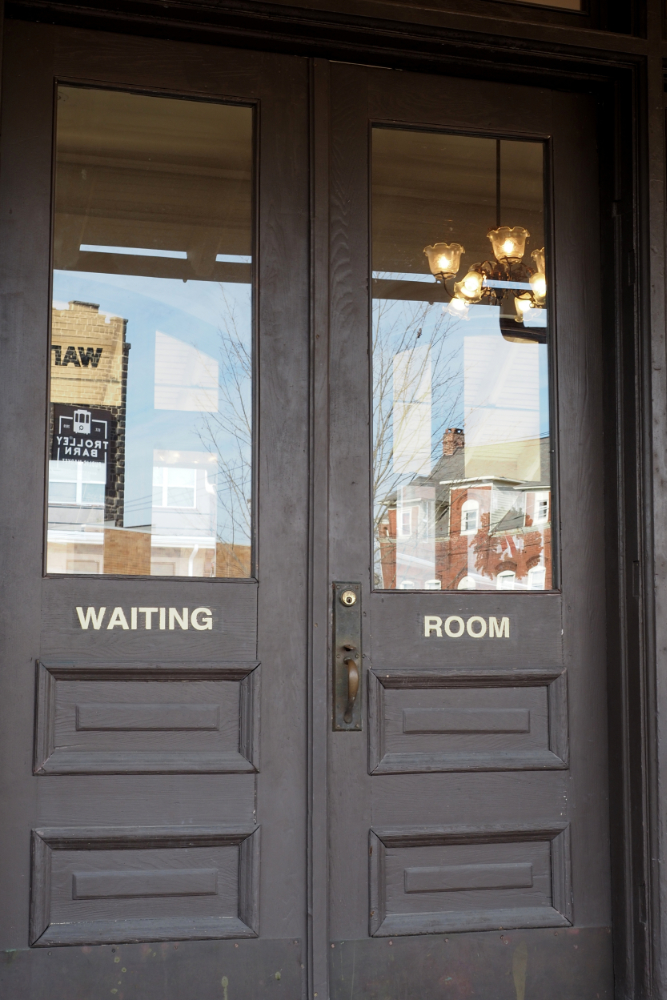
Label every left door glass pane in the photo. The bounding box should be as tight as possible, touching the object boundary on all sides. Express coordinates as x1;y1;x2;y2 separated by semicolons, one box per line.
48;87;253;577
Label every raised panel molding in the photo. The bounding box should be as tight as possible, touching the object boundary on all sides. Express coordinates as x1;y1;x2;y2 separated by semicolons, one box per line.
369;824;572;937
34;661;260;774
30;825;260;946
368;667;568;773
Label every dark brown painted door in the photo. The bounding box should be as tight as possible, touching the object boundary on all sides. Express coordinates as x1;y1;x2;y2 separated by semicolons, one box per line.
0;22;309;998
0;21;613;1000
323;64;613;998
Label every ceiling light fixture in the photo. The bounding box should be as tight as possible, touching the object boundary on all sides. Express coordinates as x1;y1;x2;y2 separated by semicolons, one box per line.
423;226;547;343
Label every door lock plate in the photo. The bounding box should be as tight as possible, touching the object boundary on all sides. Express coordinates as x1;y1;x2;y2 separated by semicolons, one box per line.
333;582;362;731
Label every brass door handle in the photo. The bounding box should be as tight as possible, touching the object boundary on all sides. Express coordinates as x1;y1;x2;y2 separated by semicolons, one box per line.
333;582;362;730
344;653;360;724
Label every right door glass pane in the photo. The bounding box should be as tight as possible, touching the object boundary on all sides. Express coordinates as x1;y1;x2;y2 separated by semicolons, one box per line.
372;129;552;591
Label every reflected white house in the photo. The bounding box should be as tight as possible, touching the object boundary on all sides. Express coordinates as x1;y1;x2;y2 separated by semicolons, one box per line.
150;448;218;576
154;330;219;412
463;331;541;482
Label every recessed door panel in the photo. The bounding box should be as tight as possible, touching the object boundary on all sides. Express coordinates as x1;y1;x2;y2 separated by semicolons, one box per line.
30;826;259;946
369;826;571;936
368;666;567;772
34;660;260;774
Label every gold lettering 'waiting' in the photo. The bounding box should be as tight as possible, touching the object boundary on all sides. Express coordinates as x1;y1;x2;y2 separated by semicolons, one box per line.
424;615;510;638
76;607;213;631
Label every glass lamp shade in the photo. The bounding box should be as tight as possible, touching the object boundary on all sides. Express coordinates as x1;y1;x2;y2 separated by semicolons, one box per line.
531;247;545;274
514;292;533;322
423;242;464;280
487;226;530;263
453;267;484;303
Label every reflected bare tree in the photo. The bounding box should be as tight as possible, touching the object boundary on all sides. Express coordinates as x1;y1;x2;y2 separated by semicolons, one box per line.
197;285;252;565
372;286;464;583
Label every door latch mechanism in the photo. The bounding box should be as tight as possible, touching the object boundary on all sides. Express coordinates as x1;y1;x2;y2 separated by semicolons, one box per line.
333;582;362;730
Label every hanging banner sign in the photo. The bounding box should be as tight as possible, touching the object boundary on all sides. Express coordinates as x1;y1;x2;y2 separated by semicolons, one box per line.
51;404;114;463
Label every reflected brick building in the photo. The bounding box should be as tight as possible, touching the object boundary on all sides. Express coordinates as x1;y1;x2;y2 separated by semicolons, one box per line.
378;428;552;590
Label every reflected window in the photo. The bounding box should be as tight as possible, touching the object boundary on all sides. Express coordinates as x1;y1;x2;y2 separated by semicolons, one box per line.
152;467;196;509
533;490;550;524
47;87;253;578
372;128;552;591
497;570;517;590
399;507;413;537
49;460;106;507
460;499;479;536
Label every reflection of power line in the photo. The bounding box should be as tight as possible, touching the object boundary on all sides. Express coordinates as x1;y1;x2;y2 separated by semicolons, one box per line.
207;462;250;478
123;495;154;510
214;475;250;491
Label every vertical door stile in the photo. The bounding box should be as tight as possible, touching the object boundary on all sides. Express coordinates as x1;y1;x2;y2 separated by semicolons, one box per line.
308;56;332;1000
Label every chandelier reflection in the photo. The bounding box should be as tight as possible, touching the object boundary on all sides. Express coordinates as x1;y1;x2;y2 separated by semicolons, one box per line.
423;226;546;343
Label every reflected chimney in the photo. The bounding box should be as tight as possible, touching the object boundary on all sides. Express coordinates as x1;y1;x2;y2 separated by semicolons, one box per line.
442;427;464;456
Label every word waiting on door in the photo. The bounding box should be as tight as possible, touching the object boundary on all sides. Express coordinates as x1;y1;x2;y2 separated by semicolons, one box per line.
424;615;510;638
76;607;213;630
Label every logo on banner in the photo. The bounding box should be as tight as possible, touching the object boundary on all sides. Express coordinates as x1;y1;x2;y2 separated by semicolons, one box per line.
51;404;114;463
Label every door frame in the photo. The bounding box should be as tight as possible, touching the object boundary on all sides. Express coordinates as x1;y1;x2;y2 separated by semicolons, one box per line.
0;4;662;999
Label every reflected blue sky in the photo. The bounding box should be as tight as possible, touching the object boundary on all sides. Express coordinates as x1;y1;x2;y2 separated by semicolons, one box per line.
372;296;549;477
52;270;252;538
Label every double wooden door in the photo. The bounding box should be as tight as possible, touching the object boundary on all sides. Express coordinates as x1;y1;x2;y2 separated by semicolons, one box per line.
0;20;612;1000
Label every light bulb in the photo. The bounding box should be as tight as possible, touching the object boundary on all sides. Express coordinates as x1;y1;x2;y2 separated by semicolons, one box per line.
530;273;547;300
453;268;483;304
449;297;468;313
502;240;514;255
436;255;451;271
463;272;482;294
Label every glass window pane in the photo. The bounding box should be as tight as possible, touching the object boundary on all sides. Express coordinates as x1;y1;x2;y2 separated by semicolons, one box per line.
49;460;78;483
81;483;105;505
47;86;253;578
81;463;106;483
372;128;552;591
49;482;77;504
